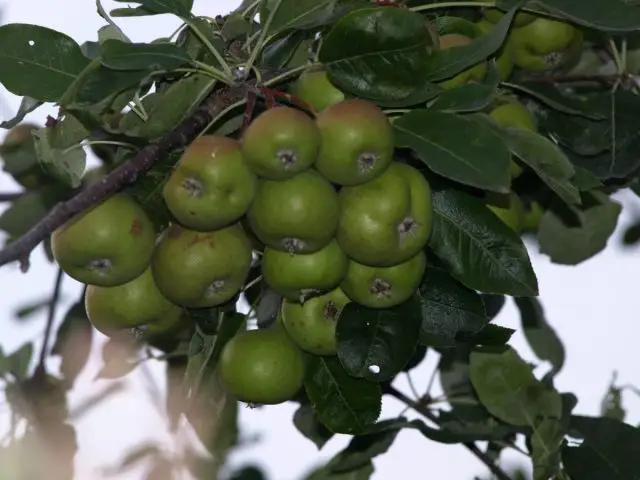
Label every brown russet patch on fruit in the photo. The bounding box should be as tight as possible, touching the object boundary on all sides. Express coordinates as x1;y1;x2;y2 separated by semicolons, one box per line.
186;233;213;248
324;301;340;321
130;218;144;235
167;224;184;239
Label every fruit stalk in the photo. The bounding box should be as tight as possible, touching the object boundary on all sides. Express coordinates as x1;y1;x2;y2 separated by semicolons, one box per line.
0;84;251;272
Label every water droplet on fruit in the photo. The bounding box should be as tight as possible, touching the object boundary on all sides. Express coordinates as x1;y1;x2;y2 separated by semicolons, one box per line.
368;364;381;374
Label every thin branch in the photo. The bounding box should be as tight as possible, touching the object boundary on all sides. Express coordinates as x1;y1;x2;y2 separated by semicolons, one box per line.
0;192;24;202
0;83;251;272
387;386;512;480
36;267;64;373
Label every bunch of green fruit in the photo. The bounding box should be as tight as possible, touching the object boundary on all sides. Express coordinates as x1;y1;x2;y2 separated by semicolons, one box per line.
50;97;435;406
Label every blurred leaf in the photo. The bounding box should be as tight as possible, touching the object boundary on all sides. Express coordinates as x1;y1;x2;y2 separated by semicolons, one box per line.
530;416;564;480
13;297;51;321
515;297;565;375
508;82;606;119
111;0;194;17
562;415;640;478
293;403;334;449
305;356;381;435
51;301;93;386
6;342;34;380
0;186;70;238
229;465;268;480
538;191;622;265
469;345;562;427
0;96;43;129
304;461;374;480
456;324;515;347
32;127;86;188
336;298;421;382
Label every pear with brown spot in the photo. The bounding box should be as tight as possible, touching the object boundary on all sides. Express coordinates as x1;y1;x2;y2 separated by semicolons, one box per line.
151;222;252;308
51;194;156;287
163;135;257;231
315;99;394;186
340;251;426;309
336;162;433;267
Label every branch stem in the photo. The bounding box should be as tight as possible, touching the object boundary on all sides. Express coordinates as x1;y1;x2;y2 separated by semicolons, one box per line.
37;268;64;372
387;385;512;480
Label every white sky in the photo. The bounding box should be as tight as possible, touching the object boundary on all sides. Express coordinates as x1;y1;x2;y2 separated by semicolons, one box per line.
1;1;639;479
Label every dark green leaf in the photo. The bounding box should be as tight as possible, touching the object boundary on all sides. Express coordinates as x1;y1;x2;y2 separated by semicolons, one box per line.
571;166;604;191
480;294;506;320
515;297;565;375
507;82;606;119
469;346;562;427
435;407;520;443
416;266;488;347
229;466;268;480
537;191;622;265
426;7;517;82
319;7;437;101
0;24;90;102
264;0;337;35
530;416;564;480
336;298;421;382
51;302;93;386
562;415;640;479
100;40;191;71
475;114;581;205
32;128;86;188
430;82;499;113
394;110;511;193
456;324;515;346
111;0;193;18
293;403;334;449
305;356;381;434
304;461;374;480
428;188;538;297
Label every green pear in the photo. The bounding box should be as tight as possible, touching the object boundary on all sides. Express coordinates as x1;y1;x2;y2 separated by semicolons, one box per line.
281;287;350;356
162;135;257;231
437;34;488;89
262;239;349;302
51;194;156;287
315;99;394;186
340;251;427;309
241;106;321;180
291;69;345;112
337;162;433;267
151;222;253;308
247;170;340;254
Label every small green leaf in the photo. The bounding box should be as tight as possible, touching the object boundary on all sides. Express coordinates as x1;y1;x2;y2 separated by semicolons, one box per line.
7;343;34;380
0;97;43;129
394;110;512;193
32;128;86;188
416;266;488;347
600;378;626;422
562;415;640;479
515;297;565;375
469;345;562;427
428;188;538;297
456;323;515;347
45;114;91;150
531;416;564;480
538;191;622;265
293;403;334;449
426;7;517;82
111;0;194;18
14;298;51;321
51;302;93;386
0;24;91;102
305;356;382;435
336;299;421;382
100;39;191;71
430;82;499;113
319;7;437;101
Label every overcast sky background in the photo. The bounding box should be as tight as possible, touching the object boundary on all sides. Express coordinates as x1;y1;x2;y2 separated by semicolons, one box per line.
0;1;639;479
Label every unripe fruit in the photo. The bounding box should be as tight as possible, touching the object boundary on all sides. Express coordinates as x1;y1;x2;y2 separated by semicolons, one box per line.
241;106;321;180
523;201;544;232
481;6;537;27
337;162;433;267
85;266;183;338
282;287;350;356
162;135;257;231
0;123;49;189
291;69;345;112
152;223;253;308
340;251;427;309
52;194;156;287
510;17;582;72
315;99;394;186
219;326;306;405
487;192;526;233
247;170;340;254
475;19;515;81
262;239;349;302
488;99;537;178
437;34;488;89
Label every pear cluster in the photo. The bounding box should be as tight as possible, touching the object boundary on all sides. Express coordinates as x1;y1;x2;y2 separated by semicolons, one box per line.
50;97;435;406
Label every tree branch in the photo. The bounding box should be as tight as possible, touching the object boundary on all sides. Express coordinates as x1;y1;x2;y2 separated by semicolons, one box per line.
0;83;251;272
36;267;64;374
387;386;512;480
0;192;24;202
